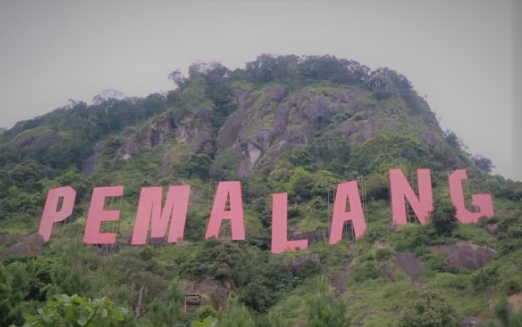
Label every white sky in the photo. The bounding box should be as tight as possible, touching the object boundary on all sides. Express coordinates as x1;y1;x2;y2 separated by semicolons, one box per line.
0;1;517;181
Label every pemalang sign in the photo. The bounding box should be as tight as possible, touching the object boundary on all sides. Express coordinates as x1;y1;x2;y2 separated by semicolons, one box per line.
38;169;494;254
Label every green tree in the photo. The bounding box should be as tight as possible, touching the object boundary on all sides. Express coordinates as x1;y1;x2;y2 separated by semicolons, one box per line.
493;296;522;327
365;172;390;201
190;306;218;327
146;280;187;327
285;167;314;202
472;155;494;173
17;294;128;327
217;296;256;327
305;276;350;327
180;239;240;282
209;150;240;181
443;130;466;151
0;263;31;326
177;154;211;180
398;291;458;327
430;197;458;237
49;264;91;298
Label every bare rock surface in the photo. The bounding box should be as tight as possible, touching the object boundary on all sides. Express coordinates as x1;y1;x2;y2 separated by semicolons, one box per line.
429;242;496;270
331;260;351;298
458;316;489;327
396;251;421;283
0;233;44;259
509;292;522;313
11;132;63;148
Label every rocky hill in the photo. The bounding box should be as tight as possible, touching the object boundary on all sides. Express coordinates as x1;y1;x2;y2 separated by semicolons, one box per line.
1;54;521;327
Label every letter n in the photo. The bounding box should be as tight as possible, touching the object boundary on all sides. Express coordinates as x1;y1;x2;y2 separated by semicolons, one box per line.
131;186;191;245
390;169;433;224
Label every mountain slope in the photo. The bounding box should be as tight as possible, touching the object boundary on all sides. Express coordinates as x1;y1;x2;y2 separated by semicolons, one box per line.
1;54;521;327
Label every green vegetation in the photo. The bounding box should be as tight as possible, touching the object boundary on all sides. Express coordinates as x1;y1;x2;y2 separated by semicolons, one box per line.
1;54;521;326
14;294;129;327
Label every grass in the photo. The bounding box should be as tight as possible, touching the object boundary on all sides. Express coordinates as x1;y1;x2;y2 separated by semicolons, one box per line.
345;279;417;327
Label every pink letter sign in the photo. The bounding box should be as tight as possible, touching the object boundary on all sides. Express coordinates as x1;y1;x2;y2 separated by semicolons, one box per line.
84;186;124;245
271;193;308;254
205;181;245;240
131;186;191;245
390;169;433;224
329;181;367;244
449;169;494;223
38;186;76;242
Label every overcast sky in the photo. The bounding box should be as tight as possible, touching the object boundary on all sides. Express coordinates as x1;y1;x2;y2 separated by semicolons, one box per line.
0;1;517;181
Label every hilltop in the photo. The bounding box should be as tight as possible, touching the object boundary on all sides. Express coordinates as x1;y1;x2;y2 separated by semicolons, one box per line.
1;54;521;327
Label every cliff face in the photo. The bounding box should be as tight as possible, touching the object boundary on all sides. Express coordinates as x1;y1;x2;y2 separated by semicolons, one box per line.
85;79;464;187
216;83;458;178
0;55;521;327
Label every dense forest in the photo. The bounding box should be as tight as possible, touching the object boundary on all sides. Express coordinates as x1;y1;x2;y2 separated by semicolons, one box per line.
1;54;521;327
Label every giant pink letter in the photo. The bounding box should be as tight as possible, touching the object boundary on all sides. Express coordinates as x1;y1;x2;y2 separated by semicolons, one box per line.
390;169;433;225
205;181;245;240
38;186;76;242
131;186;191;245
329;181;367;244
271;193;308;254
84;186;124;245
449;169;494;223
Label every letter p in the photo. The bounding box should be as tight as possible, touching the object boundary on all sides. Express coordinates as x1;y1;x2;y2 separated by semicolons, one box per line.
38;186;76;242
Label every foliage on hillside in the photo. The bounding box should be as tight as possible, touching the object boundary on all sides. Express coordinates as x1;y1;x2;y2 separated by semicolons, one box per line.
1;54;522;327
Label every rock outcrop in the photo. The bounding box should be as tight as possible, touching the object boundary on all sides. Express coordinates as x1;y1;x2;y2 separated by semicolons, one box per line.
211;84;457;178
11;132;64;149
0;233;44;259
429;242;496;270
458;316;489;327
396;251;422;283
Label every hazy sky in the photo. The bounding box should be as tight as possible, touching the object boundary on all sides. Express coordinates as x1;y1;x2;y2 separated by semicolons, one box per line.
0;1;517;181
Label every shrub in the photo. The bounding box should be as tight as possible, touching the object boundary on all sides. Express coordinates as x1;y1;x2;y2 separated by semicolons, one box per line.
305;276;351;327
177;153;211;180
285;167;315;202
393;224;432;252
209;150;240;181
472;155;494;173
352;260;383;283
472;267;500;293
16;294;129;327
398;291;458;327
419;252;451;273
280;150;316;169
365;172;390;201
430;197;457;237
375;247;395;262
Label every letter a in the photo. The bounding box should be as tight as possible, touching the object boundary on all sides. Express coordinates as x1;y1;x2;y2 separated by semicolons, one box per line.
205;181;245;240
390;169;433;224
131;185;191;245
329;181;367;244
448;169;494;223
271;193;308;254
38;186;76;242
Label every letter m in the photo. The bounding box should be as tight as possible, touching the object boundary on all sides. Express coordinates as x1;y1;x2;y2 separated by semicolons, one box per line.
131;186;190;245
